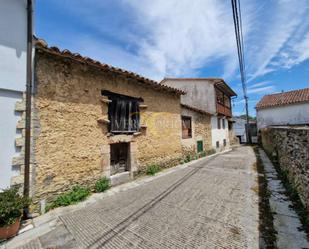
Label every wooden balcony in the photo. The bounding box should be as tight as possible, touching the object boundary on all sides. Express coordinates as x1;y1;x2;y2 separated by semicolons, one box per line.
217;103;232;117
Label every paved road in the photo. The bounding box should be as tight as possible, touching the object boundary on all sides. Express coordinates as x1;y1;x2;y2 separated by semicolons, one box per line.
19;146;259;249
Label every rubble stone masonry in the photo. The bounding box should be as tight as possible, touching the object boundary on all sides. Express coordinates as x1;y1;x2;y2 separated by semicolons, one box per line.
261;126;309;210
32;51;183;203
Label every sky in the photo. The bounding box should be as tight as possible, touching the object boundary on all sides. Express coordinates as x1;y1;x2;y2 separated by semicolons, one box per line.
35;0;309;117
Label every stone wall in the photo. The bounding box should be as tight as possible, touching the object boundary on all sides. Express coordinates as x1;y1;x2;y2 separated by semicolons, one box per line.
180;107;212;155
260;127;309;210
32;50;183;203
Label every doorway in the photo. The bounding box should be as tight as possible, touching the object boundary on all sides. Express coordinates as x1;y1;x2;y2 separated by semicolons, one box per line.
110;142;130;175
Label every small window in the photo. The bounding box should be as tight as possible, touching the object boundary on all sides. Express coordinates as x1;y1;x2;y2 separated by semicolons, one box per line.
223;139;226;147
217;118;221;129
216;141;220;148
182;116;192;139
222;119;225;129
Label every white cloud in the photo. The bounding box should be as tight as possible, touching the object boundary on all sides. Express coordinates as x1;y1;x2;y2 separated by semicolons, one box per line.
246;0;309;81
121;0;252;79
247;86;275;94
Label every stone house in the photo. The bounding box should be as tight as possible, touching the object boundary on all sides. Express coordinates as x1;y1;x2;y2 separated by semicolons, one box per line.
16;39;188;204
256;88;309;130
161;78;237;152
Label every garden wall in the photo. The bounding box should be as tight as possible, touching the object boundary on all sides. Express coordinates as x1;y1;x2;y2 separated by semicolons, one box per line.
260;126;309;210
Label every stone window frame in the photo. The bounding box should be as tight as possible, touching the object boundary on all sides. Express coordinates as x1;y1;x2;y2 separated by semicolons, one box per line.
181;115;192;139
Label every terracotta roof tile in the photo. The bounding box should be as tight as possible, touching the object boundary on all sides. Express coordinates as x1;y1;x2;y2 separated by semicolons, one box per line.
34;37;186;95
256;88;309;109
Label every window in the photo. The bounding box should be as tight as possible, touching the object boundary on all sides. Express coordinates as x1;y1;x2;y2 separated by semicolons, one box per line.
182;116;192;139
102;90;141;134
222;119;225;129
216;89;224;105
216;141;220;148
223;139;226;147
217;118;221;129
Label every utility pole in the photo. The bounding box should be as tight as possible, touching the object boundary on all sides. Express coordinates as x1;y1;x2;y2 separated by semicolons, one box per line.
231;0;251;144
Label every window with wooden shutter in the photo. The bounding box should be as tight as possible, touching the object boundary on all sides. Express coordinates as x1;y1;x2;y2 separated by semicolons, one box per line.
181;116;192;139
102;90;141;134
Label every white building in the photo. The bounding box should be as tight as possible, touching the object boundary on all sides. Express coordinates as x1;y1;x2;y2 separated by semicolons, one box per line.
256;88;309;130
0;0;33;190
162;78;237;152
233;117;247;143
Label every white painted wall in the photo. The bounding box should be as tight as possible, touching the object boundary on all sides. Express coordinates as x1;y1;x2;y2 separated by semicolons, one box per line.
0;0;27;91
0;91;23;190
211;116;229;151
162;79;217;114
233;118;247;143
257;103;309;129
0;0;28;190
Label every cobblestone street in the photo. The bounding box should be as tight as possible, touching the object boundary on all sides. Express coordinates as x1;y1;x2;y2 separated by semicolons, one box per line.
18;146;260;249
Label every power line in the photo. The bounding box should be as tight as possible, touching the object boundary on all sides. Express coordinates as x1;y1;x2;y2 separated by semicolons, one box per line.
231;0;251;143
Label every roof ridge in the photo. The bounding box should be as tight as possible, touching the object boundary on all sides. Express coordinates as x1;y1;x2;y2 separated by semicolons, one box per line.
34;37;186;95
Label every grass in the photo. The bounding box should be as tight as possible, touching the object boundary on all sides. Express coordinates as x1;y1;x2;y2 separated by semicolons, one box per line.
94;177;110;193
146;164;161;175
46;185;90;212
253;146;278;248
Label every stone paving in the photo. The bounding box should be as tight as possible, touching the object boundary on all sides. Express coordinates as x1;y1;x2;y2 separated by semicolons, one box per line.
15;146;260;249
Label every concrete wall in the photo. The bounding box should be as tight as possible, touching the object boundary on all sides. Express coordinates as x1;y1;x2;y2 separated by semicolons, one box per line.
257;103;309;129
32;51;183;202
162;79;216;114
0;0;28;190
211;116;229;151
261;127;309;210
181;108;212;154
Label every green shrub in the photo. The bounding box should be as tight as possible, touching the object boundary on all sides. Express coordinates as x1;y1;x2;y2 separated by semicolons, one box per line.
206;149;216;155
49;185;90;209
0;187;30;227
184;154;192;163
95;177;110;193
199;151;207;157
146;164;161;175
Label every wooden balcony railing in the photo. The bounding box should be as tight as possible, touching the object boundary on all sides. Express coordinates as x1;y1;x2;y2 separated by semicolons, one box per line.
217;103;232;117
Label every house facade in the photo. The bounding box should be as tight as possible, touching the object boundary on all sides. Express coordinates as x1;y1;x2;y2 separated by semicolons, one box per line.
0;0;32;190
256;88;309;129
161;78;237;152
21;39;186;204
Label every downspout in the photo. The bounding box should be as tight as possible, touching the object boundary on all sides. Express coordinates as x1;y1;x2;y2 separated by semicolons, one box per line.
24;0;33;202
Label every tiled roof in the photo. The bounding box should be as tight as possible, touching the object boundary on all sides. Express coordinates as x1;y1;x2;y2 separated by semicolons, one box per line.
34;38;186;95
181;104;212;115
256;88;309;110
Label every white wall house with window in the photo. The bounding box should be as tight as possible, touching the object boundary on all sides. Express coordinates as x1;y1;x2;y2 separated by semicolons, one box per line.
211;116;229;151
0;0;31;190
162;78;237;152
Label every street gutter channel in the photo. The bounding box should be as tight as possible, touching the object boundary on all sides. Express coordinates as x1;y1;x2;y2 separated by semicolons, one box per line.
253;146;277;249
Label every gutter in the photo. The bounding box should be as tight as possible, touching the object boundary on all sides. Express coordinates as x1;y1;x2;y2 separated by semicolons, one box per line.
24;0;33;201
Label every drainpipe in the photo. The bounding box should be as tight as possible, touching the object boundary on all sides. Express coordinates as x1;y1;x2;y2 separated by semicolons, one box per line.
24;0;33;202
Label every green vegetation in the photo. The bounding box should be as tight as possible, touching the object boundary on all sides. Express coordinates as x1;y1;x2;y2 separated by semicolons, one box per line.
146;164;161;175
95;177;110;193
47;185;90;211
206;149;216;155
0;187;30;227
